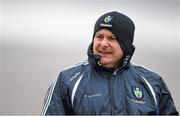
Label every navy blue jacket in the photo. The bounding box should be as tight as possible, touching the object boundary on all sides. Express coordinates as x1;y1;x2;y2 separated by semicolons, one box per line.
42;44;178;115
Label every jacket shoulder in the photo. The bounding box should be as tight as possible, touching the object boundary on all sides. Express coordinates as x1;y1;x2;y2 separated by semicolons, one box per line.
130;63;161;81
58;60;89;81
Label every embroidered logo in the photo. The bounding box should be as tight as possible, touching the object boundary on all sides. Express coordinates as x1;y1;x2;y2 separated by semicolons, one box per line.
104;15;113;23
132;86;143;100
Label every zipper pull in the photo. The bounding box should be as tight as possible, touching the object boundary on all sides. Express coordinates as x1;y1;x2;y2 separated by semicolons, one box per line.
113;69;118;75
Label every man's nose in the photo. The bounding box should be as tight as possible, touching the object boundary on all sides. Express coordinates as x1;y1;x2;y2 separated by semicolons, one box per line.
100;37;109;47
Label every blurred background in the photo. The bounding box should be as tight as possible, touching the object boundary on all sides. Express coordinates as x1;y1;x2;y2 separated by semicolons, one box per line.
0;0;179;114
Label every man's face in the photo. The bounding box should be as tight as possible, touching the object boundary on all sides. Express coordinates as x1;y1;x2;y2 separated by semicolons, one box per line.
93;29;124;69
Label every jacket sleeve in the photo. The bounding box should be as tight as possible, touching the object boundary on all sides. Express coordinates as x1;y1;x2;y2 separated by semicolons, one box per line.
41;74;65;115
159;78;178;115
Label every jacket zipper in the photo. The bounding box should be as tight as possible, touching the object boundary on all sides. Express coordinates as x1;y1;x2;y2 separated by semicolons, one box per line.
109;79;113;114
109;69;119;114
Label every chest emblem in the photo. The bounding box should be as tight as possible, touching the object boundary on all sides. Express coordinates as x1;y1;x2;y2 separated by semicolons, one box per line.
132;86;143;100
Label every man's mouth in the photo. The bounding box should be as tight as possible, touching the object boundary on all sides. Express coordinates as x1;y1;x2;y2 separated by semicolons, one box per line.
98;51;111;57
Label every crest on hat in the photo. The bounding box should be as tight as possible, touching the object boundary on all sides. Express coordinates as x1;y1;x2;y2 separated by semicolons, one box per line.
132;86;143;100
104;15;113;23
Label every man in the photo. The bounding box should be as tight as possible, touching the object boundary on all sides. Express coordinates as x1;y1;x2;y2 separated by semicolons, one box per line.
41;11;178;115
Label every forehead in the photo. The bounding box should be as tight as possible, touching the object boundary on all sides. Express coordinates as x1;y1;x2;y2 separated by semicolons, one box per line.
95;29;115;37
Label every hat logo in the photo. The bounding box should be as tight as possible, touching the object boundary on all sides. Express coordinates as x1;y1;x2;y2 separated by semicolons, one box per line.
104;15;113;23
132;86;143;100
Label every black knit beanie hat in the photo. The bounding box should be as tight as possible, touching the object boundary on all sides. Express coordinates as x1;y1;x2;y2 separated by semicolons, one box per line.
93;11;135;56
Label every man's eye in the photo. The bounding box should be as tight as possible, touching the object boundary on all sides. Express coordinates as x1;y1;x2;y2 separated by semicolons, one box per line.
96;35;101;38
112;37;116;39
95;35;103;40
109;37;116;40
